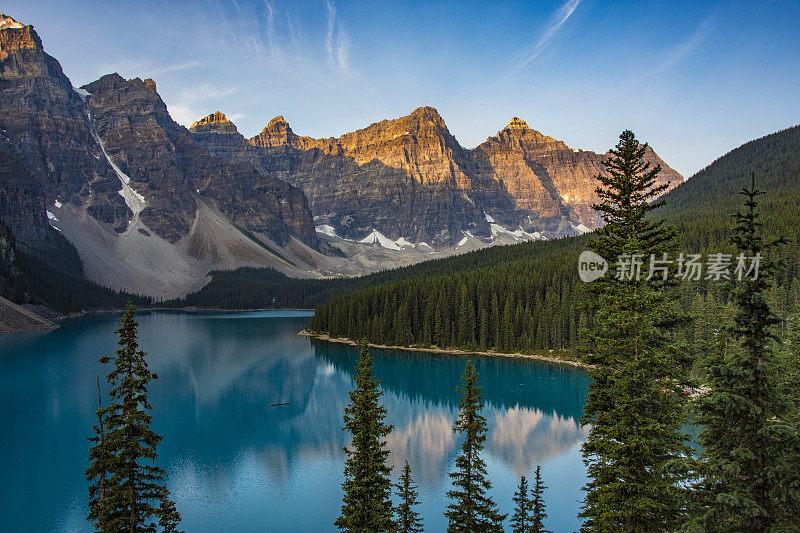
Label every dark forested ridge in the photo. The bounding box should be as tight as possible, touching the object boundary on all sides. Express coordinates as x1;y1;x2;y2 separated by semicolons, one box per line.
15;238;151;312
308;125;800;355
163;236;589;310
0;217;150;313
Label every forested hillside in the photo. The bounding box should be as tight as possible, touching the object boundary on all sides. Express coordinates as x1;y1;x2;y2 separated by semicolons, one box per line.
164;236;588;309
14;238;152;312
0;218;150;313
308;126;800;355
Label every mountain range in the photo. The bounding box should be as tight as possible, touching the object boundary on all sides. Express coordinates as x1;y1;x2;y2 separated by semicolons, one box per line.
188;108;682;244
0;14;682;299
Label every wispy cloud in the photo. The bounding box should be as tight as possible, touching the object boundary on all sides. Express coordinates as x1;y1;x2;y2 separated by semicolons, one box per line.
153;61;202;75
204;0;353;77
167;83;237;127
507;0;581;76
262;0;283;64
96;59;201;78
166;104;200;127
635;15;714;82
325;0;351;74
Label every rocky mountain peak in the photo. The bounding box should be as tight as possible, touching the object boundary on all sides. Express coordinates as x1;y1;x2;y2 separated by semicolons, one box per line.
0;14;43;54
268;115;289;128
264;115;294;137
408;106;446;125
190;111;239;134
249;115;302;148
84;74;170;115
505;116;531;130
0;14;25;31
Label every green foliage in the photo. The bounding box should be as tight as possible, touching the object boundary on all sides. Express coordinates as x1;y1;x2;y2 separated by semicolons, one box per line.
86;303;179;532
158;486;183;533
510;468;549;533
15;240;151;312
445;361;506;532
580;130;691;532
687;177;800;531
394;461;423;533
336;342;396;533
510;475;531;533
308;236;588;356
781;314;800;425
531;466;549;533
167;235;588;312
0;218;149;312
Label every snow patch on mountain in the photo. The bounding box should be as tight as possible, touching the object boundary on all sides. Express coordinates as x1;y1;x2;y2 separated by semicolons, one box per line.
489;223;542;241
484;213;495;223
315;224;338;237
359;229;401;250
46;210;58;222
88;116;146;215
571;223;591;234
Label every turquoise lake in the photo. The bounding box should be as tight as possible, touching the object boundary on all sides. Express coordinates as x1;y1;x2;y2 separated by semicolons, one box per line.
0;310;591;532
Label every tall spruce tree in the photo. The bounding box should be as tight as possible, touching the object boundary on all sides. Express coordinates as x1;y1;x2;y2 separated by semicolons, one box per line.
336;341;396;532
86;303;179;532
510;475;531;533
158;485;183;533
580;130;690;531
687;175;800;531
394;461;423;533
530;466;549;533
445;361;505;532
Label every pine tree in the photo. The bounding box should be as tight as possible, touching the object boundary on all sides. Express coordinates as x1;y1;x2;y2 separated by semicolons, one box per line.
687;175;800;531
530;466;549;533
394;461;423;533
782;314;800;425
580;130;690;531
510;475;531;533
158;485;183;533
480;307;490;350
87;373;108;527
445;361;506;532
336;341;396;532
86;302;180;532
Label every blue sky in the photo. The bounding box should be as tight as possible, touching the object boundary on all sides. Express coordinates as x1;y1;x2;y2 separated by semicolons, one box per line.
8;0;800;177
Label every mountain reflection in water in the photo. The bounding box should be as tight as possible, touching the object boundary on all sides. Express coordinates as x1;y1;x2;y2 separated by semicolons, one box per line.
0;310;590;532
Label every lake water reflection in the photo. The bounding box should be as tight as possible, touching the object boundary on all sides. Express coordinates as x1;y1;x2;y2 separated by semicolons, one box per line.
0;310;590;532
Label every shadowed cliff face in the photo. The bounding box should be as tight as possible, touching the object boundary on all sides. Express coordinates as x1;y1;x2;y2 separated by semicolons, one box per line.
0;152;53;247
82;74;319;248
0;14;128;239
192;110;683;245
0;14;319;255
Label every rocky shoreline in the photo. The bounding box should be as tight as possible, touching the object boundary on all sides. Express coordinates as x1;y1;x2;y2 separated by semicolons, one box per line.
0;296;58;334
298;330;592;370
